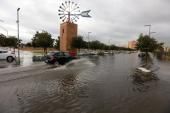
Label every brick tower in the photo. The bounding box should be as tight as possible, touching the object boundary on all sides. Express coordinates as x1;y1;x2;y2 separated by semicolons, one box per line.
60;22;77;52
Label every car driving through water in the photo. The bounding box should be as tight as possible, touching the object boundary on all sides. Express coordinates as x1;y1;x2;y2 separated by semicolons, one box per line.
45;51;77;65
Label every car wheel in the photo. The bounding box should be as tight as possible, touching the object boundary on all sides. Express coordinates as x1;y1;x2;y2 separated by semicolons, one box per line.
7;56;14;63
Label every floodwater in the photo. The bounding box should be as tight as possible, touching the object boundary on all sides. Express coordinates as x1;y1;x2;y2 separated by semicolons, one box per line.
0;53;170;113
0;51;43;68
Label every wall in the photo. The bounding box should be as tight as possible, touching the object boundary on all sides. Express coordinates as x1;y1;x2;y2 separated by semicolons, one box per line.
60;22;77;51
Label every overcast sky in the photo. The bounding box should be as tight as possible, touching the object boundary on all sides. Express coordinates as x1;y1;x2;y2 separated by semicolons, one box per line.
0;0;170;46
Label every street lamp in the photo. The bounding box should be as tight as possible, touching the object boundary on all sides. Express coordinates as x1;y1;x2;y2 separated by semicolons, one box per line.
17;8;20;65
87;32;91;51
150;32;156;37
144;24;151;37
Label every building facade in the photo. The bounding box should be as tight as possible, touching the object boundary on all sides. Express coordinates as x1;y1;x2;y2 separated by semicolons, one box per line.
128;40;137;49
164;47;170;52
60;22;77;52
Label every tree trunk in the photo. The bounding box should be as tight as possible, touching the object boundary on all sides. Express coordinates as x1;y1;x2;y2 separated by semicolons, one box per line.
44;48;47;55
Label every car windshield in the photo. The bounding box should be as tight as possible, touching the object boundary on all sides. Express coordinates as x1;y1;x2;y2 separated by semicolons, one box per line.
64;52;69;56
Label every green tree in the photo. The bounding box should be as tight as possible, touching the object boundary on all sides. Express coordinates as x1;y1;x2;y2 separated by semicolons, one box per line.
136;34;163;53
90;40;101;50
32;31;39;47
71;36;86;50
4;36;18;48
25;42;32;47
32;31;54;54
109;44;118;50
0;34;6;46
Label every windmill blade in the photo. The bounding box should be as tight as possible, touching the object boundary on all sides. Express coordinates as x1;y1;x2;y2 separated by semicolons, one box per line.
62;17;67;22
62;3;66;9
71;6;79;12
68;1;71;10
58;9;64;12
80;10;91;17
72;3;77;10
71;17;75;22
59;6;65;11
65;1;67;4
60;15;66;19
74;15;79;20
68;1;71;6
58;13;65;16
70;2;74;11
72;17;77;23
65;1;68;8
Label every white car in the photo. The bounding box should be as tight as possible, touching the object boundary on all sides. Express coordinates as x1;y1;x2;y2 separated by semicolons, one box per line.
0;49;16;62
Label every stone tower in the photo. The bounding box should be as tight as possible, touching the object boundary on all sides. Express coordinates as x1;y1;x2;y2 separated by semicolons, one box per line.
60;22;77;51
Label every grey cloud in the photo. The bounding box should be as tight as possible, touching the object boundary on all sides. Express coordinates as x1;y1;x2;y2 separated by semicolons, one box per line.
0;0;170;45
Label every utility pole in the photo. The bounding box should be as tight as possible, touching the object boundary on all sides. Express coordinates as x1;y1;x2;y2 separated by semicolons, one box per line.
150;32;156;37
144;25;151;37
17;8;20;65
144;25;156;38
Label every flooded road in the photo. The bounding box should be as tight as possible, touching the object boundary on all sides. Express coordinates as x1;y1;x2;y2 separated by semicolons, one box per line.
0;53;170;113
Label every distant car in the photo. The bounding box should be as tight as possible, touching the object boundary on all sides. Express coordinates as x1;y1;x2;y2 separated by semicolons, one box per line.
45;51;77;65
0;49;16;62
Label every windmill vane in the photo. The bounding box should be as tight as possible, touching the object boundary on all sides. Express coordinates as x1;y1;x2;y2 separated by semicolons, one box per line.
58;1;91;23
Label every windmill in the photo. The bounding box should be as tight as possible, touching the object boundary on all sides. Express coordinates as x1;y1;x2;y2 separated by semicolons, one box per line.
58;1;91;23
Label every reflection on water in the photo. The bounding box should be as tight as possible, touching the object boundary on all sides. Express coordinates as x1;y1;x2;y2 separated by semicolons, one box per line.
0;53;170;113
138;54;154;67
15;66;90;113
0;60;17;68
21;51;34;66
131;54;159;84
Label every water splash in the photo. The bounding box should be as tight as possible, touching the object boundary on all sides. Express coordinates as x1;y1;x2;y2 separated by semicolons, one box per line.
53;58;95;71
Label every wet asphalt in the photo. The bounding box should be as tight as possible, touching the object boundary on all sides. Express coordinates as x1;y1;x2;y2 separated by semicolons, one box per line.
0;53;170;113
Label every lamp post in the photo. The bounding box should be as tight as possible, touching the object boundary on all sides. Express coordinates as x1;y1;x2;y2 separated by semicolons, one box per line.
17;8;20;65
144;24;151;37
87;32;91;51
150;32;156;37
